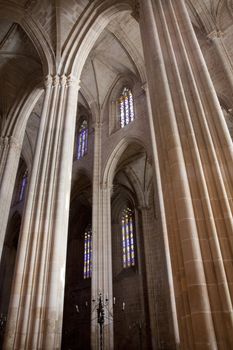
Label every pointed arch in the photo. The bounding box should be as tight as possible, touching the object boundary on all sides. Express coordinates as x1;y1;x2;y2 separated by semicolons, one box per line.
60;0;135;77
0;2;55;75
102;137;148;188
2;84;44;140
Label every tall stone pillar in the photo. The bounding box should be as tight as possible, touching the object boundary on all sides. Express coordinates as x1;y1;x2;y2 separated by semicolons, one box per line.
3;74;79;350
139;0;233;349
0;136;22;260
91;121;114;350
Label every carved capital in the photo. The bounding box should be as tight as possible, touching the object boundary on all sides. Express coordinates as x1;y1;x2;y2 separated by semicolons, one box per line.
52;75;60;87
207;30;225;40
60;75;67;87
141;82;148;92
0;136;21;154
44;74;53;88
95;121;103;129
67;75;80;89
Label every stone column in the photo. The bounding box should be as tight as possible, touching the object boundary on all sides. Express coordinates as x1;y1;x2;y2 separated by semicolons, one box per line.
139;0;233;349
208;30;233;97
91;121;114;350
0;136;22;260
3;74;79;350
143;82;180;349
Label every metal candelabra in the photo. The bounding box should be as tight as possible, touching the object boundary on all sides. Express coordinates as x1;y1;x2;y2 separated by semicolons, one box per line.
96;293;105;350
75;293;126;350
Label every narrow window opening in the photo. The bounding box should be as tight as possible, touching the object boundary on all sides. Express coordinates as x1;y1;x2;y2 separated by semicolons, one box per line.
83;224;92;279
19;171;28;202
77;119;88;159
118;87;135;128
121;207;135;268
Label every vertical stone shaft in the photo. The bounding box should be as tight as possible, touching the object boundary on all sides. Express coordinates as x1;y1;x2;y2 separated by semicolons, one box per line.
92;120;114;350
140;0;233;348
0;137;22;260
144;84;180;349
3;75;79;350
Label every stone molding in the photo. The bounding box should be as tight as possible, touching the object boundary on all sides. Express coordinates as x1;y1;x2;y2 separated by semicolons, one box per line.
207;29;225;40
0;136;21;154
44;74;80;89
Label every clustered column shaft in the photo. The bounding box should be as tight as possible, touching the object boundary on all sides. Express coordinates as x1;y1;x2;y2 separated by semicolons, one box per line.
91;120;114;350
3;74;79;350
139;0;233;348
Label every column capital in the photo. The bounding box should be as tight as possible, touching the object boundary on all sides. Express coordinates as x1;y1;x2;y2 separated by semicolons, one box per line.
44;74;80;89
207;30;225;40
94;121;103;129
100;182;112;191
52;75;60;87
0;136;21;151
44;74;53;88
141;82;148;92
0;136;20;148
67;74;80;89
60;74;67;87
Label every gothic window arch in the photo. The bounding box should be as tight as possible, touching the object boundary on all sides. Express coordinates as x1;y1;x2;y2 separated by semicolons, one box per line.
121;204;136;268
77;118;88;159
83;224;92;279
118;87;135;128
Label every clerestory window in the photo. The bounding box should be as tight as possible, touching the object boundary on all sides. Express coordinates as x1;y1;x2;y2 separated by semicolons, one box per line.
118;87;135;128
121;206;135;268
83;224;92;279
77;119;88;159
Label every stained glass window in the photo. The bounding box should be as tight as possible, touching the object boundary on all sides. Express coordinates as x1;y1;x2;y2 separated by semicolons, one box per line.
77;119;88;159
19;172;28;202
119;87;135;128
84;224;92;279
121;207;135;268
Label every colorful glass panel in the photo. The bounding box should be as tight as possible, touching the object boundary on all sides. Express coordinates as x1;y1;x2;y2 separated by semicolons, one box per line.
84;225;92;279
119;87;135;128
121;207;135;268
77;120;88;159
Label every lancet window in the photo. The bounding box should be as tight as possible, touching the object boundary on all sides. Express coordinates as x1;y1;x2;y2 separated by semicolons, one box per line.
118;87;135;128
77;119;88;159
19;171;28;202
83;224;92;279
121;206;135;268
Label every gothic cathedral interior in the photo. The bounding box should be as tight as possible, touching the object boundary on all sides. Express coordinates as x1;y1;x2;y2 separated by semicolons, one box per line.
0;0;233;349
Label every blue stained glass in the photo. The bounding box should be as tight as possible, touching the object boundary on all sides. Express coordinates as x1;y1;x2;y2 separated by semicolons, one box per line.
19;173;28;201
84;225;92;279
121;207;135;268
77;120;88;159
